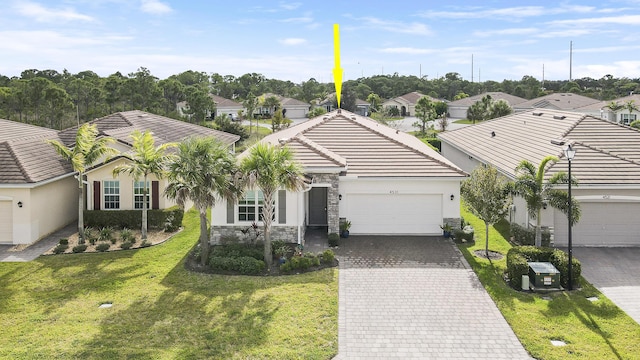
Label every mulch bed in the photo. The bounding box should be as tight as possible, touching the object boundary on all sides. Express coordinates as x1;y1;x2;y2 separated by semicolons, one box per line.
473;249;504;261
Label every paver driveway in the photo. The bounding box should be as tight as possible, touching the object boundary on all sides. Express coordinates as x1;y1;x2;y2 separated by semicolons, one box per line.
571;247;640;325
333;236;530;359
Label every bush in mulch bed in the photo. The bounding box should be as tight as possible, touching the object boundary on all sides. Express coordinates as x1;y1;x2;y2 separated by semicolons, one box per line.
185;242;338;276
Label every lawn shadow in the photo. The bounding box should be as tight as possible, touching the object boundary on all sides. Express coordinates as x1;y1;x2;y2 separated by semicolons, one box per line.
541;291;627;359
72;241;336;359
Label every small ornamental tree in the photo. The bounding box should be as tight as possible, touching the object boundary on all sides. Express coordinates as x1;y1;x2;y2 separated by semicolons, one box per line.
461;165;512;258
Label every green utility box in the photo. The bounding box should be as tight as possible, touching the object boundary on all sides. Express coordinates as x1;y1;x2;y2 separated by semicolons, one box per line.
528;262;560;289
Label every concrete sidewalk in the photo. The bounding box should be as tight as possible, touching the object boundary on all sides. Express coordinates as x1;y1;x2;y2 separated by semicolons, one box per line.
0;223;76;262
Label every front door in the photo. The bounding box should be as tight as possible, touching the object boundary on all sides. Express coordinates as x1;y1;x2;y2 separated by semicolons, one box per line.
308;187;328;226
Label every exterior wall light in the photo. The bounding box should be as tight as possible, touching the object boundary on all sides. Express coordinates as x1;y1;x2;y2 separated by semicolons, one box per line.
17;201;23;208
338;194;342;200
450;194;455;201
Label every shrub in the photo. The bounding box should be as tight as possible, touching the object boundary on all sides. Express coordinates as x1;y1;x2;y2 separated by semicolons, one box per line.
280;261;292;272
219;235;241;245
83;206;183;231
95;243;111;252
58;238;69;245
208;256;265;275
120;228;135;243
72;244;87;253
140;240;151;248
210;244;264;261
510;223;550;247
322;249;335;264
272;240;286;254
120;241;133;250
507;246;581;289
83;227;96;245
53;244;68;254
328;233;339;247
307;107;327;118
98;227;114;243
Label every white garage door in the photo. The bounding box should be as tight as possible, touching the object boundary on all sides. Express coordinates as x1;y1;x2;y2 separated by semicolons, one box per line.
347;194;442;235
0;201;13;243
554;202;640;246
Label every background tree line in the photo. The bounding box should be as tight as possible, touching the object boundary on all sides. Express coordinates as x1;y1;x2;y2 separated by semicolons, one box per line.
1;67;639;130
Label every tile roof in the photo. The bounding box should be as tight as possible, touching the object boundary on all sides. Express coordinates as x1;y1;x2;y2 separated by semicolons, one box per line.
248;110;466;178
573;94;640;112
60;110;240;147
0;121;73;184
397;91;426;105
438;109;640;185
514;93;600;111
1;111;240;185
209;94;242;108
447;92;527;107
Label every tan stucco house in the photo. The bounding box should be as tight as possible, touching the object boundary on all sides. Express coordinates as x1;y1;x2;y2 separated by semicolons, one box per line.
447;92;527;119
382;91;440;117
1;111;239;245
439;109;640;246
211;109;467;244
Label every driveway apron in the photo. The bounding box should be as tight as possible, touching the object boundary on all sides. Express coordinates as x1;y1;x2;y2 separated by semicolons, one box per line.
571;247;640;325
334;236;530;359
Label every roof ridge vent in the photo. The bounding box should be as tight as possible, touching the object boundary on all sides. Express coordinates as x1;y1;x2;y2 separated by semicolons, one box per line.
532;111;543;116
553;115;567;120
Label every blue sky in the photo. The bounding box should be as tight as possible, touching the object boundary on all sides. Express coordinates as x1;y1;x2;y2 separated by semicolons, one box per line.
1;0;640;83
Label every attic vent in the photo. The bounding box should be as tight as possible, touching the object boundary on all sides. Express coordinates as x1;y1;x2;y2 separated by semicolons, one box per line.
532;111;543;116
491;131;496;138
278;138;288;144
550;139;566;146
351;116;356;120
553;115;567;120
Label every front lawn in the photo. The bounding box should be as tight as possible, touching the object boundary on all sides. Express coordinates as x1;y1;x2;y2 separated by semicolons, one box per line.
453;119;475;124
459;206;640;359
0;209;338;359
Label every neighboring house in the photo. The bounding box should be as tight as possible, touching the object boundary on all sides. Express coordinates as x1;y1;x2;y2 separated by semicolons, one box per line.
0;120;77;245
447;92;527;119
382;91;440;116
57;111;240;213
439;109;640;246
258;94;311;118
316;94;371;116
573;94;640;125
0;111;240;245
177;94;243;119
211;109;467;244
513;93;600;113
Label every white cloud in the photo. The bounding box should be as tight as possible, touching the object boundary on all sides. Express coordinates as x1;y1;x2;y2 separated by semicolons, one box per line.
357;16;432;36
280;12;313;23
419;4;616;20
279;38;306;46
548;15;640;26
140;0;172;15
13;1;94;22
473;27;538;37
279;2;302;10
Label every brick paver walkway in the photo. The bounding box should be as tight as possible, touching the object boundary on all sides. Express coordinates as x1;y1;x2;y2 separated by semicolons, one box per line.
333;236;531;359
571;247;640;325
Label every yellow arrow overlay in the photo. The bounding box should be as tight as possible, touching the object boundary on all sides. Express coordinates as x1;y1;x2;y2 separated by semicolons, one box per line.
332;23;343;108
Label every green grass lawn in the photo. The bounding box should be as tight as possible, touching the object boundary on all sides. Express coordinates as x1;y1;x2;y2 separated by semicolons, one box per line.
453;119;475;124
0;209;338;359
459;206;640;359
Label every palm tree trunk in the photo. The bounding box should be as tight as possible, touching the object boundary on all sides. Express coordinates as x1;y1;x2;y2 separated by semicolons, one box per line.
199;210;210;266
535;208;542;247
262;191;275;270
142;175;148;240
78;175;85;243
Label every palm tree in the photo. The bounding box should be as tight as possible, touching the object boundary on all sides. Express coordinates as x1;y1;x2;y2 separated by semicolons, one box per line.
47;123;117;243
513;155;580;247
165;137;240;265
240;143;306;269
466;101;485;124
112;130;176;240
622;100;639;125
605;101;623;122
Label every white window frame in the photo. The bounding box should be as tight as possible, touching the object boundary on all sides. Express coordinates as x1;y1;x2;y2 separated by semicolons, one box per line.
237;190;275;223
103;180;120;209
620;113;637;125
134;181;150;210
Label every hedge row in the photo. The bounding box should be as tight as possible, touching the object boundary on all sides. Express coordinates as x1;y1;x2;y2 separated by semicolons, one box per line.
83;206;183;231
506;246;581;289
209;256;266;275
510;223;551;247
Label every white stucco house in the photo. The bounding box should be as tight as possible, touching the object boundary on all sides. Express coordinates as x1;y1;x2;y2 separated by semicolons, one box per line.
439;109;640;247
177;94;243;119
447;92;527;119
512;93;600;113
1;111;239;245
382;92;444;117
211;109;467;244
572;94;640;125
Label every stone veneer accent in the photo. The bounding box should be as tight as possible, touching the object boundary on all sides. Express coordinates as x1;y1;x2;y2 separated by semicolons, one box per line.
443;217;462;230
212;225;303;244
309;172;340;235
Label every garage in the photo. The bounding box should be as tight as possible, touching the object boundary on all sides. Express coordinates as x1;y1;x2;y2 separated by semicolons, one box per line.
0;201;13;243
346;194;442;235
554;201;640;246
